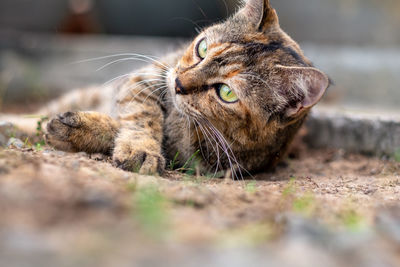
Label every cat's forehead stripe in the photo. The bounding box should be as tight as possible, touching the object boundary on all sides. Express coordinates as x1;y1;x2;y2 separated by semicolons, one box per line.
209;43;234;57
224;69;242;79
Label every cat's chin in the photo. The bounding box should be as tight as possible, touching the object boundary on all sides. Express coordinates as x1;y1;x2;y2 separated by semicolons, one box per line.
173;96;190;116
170;93;196;118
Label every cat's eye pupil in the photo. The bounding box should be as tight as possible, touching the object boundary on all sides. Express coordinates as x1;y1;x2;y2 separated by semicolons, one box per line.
218;84;238;103
197;39;207;59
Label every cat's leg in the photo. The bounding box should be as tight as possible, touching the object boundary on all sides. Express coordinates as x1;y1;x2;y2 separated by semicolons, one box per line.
112;103;165;175
46;111;119;154
111;74;166;175
46;65;168;175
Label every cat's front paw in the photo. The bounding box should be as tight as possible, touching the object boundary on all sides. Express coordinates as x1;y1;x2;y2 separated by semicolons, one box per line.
46;111;117;154
113;149;165;175
46;111;82;151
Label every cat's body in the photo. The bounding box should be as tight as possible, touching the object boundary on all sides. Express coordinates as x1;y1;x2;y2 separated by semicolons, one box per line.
14;0;330;177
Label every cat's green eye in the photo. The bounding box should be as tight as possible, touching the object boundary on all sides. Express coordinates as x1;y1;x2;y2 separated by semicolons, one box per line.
197;39;207;59
218;84;238;103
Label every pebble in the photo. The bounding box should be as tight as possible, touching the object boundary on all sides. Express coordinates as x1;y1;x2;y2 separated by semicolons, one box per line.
7;138;25;149
0;121;14;147
0;121;13;131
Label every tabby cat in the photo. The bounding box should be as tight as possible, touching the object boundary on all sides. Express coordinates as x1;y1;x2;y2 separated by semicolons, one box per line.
41;0;329;178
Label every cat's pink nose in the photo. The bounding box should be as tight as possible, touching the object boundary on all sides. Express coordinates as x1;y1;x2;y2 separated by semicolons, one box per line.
175;78;187;95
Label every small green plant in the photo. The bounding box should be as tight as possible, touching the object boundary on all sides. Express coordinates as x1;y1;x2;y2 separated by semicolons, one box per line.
176;150;200;175
20;115;48;151
218;223;273;247
293;193;315;216
24;137;32;147
245;181;257;194
36;116;48;137
340;209;365;232
35;141;45;151
134;185;169;237
282;176;297;197
168;151;180;170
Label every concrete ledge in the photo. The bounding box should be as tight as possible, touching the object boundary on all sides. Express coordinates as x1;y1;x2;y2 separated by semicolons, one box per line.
305;106;400;157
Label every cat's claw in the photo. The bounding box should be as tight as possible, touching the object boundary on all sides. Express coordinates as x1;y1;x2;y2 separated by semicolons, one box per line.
113;150;165;175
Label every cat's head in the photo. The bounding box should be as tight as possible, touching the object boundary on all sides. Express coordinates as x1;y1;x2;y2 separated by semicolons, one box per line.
167;0;328;149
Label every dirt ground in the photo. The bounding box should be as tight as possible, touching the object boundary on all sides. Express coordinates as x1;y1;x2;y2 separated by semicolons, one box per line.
0;140;399;266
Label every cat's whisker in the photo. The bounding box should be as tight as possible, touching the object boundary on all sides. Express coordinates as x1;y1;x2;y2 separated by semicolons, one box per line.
196;121;215;168
195;116;238;181
171;17;204;33
195;120;211;160
101;73;133;87
204;125;223;176
211;128;239;181
116;81;167;114
201;118;246;183
142;86;168;104
116;79;165;106
211;124;255;180
96;57;170;72
194;119;216;174
192;120;207;165
185;115;192;148
219;0;229;17
72;53;163;64
129;72;168;79
122;79;166;97
197;122;222;177
189;0;208;20
159;88;171;105
125;83;167;108
72;53;172;70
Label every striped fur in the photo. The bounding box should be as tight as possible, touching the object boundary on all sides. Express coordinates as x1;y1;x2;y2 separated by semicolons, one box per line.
43;0;329;176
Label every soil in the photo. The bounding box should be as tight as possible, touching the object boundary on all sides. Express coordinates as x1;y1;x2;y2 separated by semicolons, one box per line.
1;143;399;267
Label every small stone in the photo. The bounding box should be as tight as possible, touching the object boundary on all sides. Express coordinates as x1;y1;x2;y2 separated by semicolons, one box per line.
90;153;107;161
7;138;25;149
54;151;66;156
71;160;80;171
77;152;88;158
0;121;14;137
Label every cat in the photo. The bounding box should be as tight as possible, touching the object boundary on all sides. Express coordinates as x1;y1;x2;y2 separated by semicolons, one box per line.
22;0;330;178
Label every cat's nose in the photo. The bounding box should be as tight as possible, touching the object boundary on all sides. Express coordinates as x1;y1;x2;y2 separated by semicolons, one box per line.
175;78;187;95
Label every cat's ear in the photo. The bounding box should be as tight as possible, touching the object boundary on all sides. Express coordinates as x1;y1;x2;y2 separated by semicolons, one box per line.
239;0;279;31
277;66;329;117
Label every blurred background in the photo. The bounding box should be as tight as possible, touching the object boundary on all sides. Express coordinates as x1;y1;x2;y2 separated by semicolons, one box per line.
0;0;399;112
0;2;400;266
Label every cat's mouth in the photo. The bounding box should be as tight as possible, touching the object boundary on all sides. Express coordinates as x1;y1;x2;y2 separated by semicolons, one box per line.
167;69;189;115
